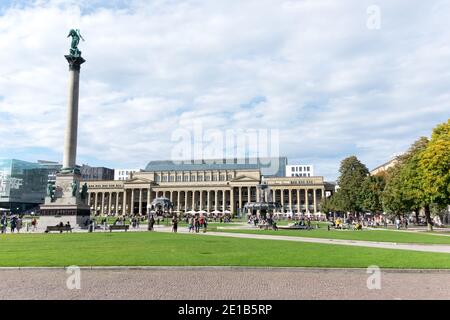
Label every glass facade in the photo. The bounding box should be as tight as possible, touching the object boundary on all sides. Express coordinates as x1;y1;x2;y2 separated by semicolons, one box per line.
145;157;287;177
0;159;54;213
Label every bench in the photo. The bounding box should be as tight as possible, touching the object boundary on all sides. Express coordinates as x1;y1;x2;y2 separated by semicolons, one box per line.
45;225;73;233
109;225;129;232
278;225;311;230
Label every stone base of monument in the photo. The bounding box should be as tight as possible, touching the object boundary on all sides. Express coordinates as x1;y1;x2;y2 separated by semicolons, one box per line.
38;209;90;230
39;172;91;230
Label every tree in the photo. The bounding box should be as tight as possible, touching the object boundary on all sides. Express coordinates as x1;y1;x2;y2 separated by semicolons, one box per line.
382;164;410;217
336;156;369;215
381;137;432;227
419;119;450;210
360;175;385;213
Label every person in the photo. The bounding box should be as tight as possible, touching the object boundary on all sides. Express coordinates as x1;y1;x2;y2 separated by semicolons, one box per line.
148;214;155;231
31;218;37;232
1;214;7;233
194;216;200;233
404;218;408;229
16;217;22;233
395;217;401;230
10;216;17;233
65;221;72;233
306;218;311;230
172;216;178;233
203;217;208;233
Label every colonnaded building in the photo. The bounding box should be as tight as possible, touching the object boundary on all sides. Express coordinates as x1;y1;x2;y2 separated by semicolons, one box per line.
84;157;335;216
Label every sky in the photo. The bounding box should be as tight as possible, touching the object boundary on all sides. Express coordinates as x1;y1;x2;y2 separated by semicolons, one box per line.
0;0;449;180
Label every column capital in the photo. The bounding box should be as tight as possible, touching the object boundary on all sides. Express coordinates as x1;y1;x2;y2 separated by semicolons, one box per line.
65;55;86;71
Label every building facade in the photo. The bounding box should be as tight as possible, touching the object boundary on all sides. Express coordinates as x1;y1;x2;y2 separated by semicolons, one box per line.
286;164;314;177
80;165;114;181
114;169;140;181
84;162;333;216
0;159;52;213
370;156;401;176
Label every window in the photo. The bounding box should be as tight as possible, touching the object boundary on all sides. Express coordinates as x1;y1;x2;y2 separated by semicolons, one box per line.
292;166;296;171
212;175;218;181
177;175;182;182
198;175;203;182
227;174;233;180
299;167;302;171
292;174;295;177
162;175;168;182
307;167;310;172
219;175;225;181
183;175;189;182
169;176;174;182
205;175;211;181
191;175;196;182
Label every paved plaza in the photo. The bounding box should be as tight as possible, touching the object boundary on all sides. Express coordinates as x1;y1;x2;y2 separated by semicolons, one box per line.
0;268;449;300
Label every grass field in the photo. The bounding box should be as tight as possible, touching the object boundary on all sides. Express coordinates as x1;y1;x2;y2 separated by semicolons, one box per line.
0;232;449;268
214;228;450;244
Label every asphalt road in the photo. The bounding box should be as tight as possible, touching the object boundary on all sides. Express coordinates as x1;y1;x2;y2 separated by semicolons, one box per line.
1;268;449;300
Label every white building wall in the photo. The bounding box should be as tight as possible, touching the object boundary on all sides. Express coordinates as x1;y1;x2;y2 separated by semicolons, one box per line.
286;165;314;177
114;169;139;181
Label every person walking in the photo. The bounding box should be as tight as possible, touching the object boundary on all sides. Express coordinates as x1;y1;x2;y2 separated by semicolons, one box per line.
31;218;37;232
10;216;17;233
1;214;7;233
172;216;178;233
148;214;155;231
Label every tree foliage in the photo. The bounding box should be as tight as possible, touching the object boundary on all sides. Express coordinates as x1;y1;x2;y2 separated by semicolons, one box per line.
336;156;369;214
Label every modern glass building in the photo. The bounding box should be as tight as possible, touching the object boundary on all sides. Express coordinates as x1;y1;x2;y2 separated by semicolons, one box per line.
145;157;288;177
0;159;53;213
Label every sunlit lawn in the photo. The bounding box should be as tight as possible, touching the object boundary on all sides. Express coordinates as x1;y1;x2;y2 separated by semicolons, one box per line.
214;227;450;244
0;232;449;268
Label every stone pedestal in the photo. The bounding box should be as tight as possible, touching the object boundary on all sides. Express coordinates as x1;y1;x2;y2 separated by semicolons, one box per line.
38;52;88;229
39;172;90;229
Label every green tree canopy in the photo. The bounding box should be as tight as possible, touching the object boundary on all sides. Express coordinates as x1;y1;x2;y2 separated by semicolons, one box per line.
419;119;450;207
336;156;369;214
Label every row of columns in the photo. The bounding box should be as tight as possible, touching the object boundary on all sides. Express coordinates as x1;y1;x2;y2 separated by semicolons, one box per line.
87;187;325;216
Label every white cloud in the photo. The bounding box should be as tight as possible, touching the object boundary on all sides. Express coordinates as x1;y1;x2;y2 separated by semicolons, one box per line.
0;0;449;179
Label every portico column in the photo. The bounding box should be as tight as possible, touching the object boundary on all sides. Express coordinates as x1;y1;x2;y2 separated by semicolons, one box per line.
147;188;151;213
297;189;300;213
288;189;292;213
101;192;105;216
138;188;143;215
230;189;234;215
305;189;309;213
313;188;317;213
222;190;226;211
207;191;210;212
199;190;203;211
177;191;181;212
247;187;251;215
281;189;284;213
107;192;112;214
214;190;218;211
238;187;242;213
192;190;195;211
115;192;119;215
130;189;135;215
122;190;127;215
94;192;98;214
184;191;188;212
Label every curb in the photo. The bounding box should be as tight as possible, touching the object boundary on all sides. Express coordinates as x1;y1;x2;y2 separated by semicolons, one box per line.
1;266;450;273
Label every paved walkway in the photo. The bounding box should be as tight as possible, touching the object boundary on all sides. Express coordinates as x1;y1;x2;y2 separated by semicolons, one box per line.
1;268;449;300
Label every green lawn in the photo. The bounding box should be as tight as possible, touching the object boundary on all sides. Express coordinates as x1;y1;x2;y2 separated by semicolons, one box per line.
214;228;450;244
0;232;449;268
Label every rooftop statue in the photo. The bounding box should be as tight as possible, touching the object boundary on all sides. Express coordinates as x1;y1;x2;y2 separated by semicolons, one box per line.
67;29;85;57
